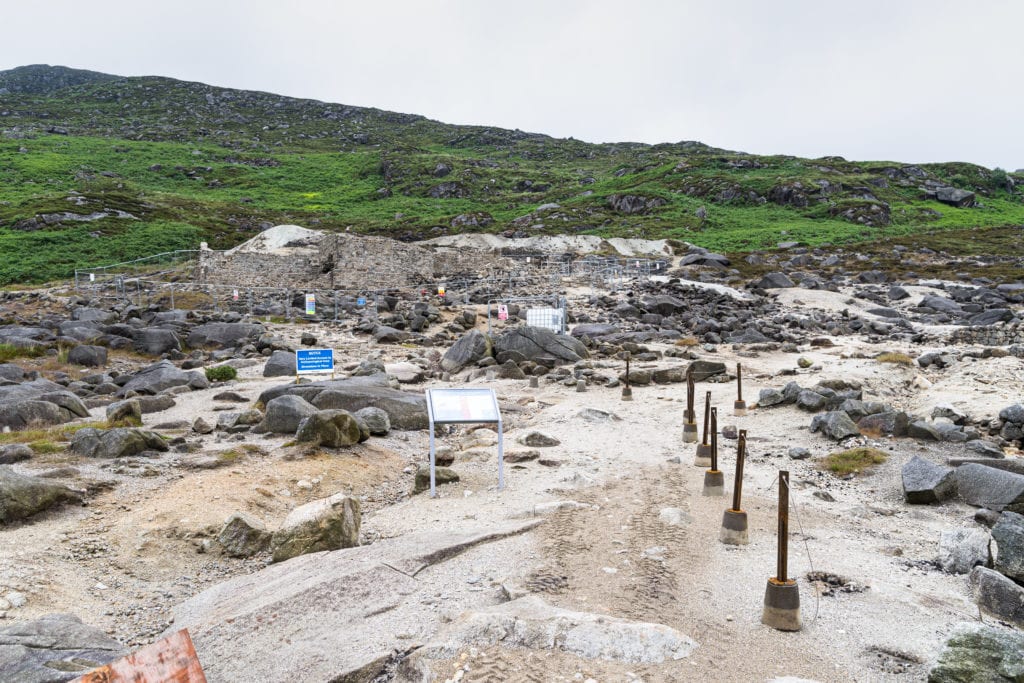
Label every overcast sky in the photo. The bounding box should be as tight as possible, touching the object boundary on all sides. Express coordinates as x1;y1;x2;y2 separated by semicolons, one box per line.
2;0;1022;169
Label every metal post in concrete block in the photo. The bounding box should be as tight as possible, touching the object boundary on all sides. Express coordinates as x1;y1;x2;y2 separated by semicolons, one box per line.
683;366;698;443
621;351;633;401
762;470;801;630
703;407;725;496
734;362;748;416
720;430;749;544
695;390;713;467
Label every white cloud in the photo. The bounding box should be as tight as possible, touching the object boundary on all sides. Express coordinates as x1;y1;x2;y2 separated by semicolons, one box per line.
2;0;1021;168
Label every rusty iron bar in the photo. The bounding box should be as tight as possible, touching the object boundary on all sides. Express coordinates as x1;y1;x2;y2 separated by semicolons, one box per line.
624;352;631;390
736;362;743;401
778;470;790;582
686;366;696;423
710;407;718;471
732;429;747;511
701;391;711;445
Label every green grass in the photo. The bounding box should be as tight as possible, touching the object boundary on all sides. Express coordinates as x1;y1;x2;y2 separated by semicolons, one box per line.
875;352;915;365
822;447;888;476
0;344;46;362
0;68;1022;286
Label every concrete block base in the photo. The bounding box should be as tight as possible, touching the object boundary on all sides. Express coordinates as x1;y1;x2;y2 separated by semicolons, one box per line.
682;422;698;443
694;443;712;467
720;508;749;545
762;578;801;631
702;469;725;496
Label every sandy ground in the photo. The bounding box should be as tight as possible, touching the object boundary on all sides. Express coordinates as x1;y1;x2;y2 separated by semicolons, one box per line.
1;295;1021;680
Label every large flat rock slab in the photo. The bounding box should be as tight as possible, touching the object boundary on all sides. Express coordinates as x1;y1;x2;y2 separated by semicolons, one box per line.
406;595;698;675
169;520;541;682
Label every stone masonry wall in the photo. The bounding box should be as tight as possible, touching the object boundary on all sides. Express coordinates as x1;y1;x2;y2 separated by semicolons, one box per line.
196;233;511;290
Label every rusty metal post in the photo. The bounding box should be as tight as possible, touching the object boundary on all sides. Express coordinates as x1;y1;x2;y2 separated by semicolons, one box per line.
683;366;697;442
720;429;749;543
778;470;790;583
621;351;633;401
694;390;712;466
702;407;724;495
734;362;747;415
732;430;747;511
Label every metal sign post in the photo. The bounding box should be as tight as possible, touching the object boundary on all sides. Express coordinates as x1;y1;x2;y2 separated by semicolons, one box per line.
426;388;504;498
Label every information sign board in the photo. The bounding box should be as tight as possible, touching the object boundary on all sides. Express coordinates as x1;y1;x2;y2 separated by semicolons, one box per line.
497;304;509;321
305;293;316;315
296;348;334;376
357;297;367;307
425;388;504;497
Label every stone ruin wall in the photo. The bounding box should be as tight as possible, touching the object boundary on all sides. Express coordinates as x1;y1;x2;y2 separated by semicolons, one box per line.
195;233;514;291
947;322;1024;347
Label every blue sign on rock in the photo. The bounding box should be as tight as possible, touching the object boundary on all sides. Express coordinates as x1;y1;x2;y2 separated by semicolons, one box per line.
356;297;366;307
296;348;334;375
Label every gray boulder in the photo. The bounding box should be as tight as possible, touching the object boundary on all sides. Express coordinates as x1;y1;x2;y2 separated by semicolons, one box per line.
936;528;991;574
0;444;32;465
493;326;588;364
0;400;64;431
118;360;207;396
518;431;560;447
187;322;265;349
928;622;1024;683
999;404;1024;425
642;295;686;316
0;467;82;523
259;374;428;431
809;411;860;440
0;364;26;382
296;410;365;448
902;455;956;504
0;613;126;681
218;512;272;558
69;428;168;459
270;493;361;563
857;411;910;437
373;325;410;344
441;330;492;373
105;399;141;425
796;390;829;412
133;328;181;356
414;466;460;494
67;345;107;367
757;272;796;289
968;566;1024;627
920;295;962;314
263;395;318;434
955;463;1024;512
354;407;390;436
758;388;786;407
38;392;89;420
686;360;727;381
263;350;296;378
907;420;943;441
570;324;619;340
992;511;1024;582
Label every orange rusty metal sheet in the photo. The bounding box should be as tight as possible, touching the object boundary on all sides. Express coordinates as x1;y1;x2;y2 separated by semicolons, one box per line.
71;629;207;683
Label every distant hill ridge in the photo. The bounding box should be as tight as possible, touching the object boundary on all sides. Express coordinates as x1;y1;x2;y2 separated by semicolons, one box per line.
0;64;1021;286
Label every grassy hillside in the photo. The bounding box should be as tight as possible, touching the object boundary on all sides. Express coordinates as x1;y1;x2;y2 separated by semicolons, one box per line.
1;65;1022;285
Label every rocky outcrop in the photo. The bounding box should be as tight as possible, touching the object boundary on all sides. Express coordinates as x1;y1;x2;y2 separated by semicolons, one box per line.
170;521;540;682
0;467;82;524
69;428;169;459
0;613;126;681
928;622;1024;682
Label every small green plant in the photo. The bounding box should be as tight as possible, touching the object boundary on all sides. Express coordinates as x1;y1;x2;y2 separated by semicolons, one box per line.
56;344;72;364
0;344;45;362
822;447;887;476
28;440;63;454
876;352;914;365
205;365;238;382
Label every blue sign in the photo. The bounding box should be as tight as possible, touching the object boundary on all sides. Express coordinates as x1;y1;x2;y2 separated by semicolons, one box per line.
356;297;366;307
296;348;334;374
